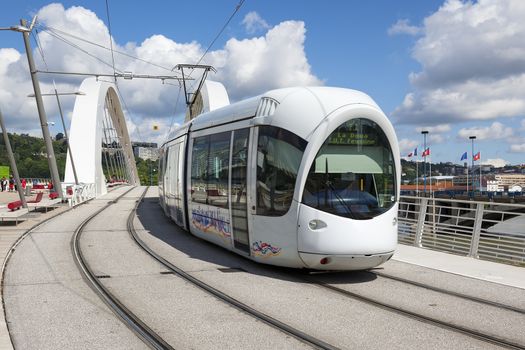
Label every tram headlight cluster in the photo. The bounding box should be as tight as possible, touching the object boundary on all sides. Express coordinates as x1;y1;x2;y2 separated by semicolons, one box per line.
308;219;327;230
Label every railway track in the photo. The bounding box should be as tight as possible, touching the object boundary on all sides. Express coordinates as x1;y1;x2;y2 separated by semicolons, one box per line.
73;186;339;350
301;273;525;350
71;186;525;350
369;270;525;315
71;186;174;350
127;187;339;350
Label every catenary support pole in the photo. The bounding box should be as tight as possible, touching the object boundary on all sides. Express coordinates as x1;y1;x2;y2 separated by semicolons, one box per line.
54;88;79;185
0;107;28;208
21;19;64;198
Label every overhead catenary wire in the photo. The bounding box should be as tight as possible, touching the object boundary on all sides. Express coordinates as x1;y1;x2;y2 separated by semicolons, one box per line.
163;84;183;143
33;34;181;146
194;0;245;68
38;24;179;74
33;0;234;149
178;0;245;97
42;27;122;73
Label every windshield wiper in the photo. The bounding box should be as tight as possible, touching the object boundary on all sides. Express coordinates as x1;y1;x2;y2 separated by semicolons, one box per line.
326;181;356;219
325;157;356;219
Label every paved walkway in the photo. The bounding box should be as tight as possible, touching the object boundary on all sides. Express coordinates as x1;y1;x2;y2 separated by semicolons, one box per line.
393;244;525;289
0;196;69;350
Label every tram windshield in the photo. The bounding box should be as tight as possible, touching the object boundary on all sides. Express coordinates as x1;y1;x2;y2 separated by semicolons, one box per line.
302;118;396;220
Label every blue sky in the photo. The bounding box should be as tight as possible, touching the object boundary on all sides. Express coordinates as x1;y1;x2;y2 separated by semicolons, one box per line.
1;1;525;167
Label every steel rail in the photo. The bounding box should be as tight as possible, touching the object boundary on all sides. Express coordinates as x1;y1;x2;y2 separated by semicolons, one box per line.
303;277;525;350
369;270;525;315
71;186;174;350
128;187;339;350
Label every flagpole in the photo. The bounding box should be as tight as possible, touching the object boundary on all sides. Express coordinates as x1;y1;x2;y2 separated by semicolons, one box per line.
470;136;476;196
479;153;482;192
416;160;419;196
422;131;428;194
466;162;469;194
429;156;432;197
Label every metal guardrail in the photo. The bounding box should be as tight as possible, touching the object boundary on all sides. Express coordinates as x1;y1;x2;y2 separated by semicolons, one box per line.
398;196;525;267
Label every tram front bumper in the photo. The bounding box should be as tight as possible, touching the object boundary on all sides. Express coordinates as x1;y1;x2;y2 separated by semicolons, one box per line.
299;251;394;270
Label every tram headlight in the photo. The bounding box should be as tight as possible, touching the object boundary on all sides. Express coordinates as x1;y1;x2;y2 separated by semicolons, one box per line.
308;219;326;230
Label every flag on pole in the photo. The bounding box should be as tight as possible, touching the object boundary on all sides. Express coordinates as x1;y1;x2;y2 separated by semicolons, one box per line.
413;147;418;156
407;152;413;157
473;152;480;161
422;148;430;157
460;152;467;161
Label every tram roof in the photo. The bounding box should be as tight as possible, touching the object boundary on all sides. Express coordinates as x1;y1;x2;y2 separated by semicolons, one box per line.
165;86;381;143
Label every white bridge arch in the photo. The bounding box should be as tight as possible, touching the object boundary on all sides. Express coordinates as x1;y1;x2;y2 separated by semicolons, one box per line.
65;77;139;196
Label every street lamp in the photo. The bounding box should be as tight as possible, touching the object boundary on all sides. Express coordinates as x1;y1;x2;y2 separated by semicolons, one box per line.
469;135;476;196
421;130;429;194
149;161;158;186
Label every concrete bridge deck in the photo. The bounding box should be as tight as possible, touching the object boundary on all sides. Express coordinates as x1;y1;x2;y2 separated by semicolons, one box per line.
0;187;524;349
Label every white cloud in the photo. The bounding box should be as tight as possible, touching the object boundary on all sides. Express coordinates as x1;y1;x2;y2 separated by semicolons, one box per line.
482;158;509;167
213;20;322;100
393;0;525;124
388;19;422;36
510;144;525;153
457;122;513;140
398;138;418;156
242;11;270;34
429;134;445;144
416;124;451;133
0;4;321;143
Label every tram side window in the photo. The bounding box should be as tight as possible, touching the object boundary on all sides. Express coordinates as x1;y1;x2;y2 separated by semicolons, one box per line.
190;132;231;208
256;126;307;216
168;144;179;197
191;136;208;204
207;132;230;208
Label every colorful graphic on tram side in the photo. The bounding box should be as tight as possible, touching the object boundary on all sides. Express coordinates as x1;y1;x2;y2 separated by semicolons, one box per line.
252;240;282;257
191;206;231;238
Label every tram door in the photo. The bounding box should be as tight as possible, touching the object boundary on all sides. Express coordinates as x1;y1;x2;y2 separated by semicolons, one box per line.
230;128;250;254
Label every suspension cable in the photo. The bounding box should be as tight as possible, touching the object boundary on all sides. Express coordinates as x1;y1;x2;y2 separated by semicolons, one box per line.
105;0;117;82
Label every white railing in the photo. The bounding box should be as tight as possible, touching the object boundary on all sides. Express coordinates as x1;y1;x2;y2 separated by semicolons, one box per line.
398;195;525;267
61;183;96;207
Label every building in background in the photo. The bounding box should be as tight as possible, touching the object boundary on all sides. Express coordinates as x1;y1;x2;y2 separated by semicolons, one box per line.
132;142;159;161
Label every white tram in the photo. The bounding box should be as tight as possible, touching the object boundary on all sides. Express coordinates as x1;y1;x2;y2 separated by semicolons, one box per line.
159;82;400;270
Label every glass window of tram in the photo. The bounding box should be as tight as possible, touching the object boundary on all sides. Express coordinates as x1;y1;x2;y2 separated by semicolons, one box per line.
256;126;307;216
190;132;231;208
302;118;396;220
